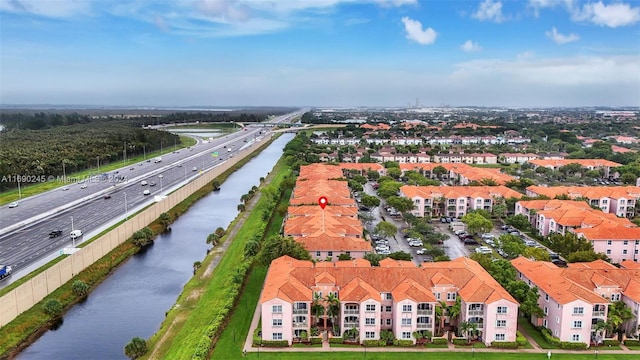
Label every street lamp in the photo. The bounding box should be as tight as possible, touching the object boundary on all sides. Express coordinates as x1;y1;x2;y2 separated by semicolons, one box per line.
258;332;262;358
70;216;75;247
124;193;128;220
62;161;67;184
97;156;100;174
159;174;164;193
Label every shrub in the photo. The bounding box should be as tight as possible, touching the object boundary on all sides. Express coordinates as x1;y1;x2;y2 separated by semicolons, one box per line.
378;339;387;346
491;341;519;349
603;339;620;346
453;339;468;346
624;339;640;346
541;327;561;346
329;337;344;344
396;339;414;347
516;331;527;346
71;280;90;297
432;338;448;345
363;339;380;347
559;342;588;350
261;340;289;347
310;337;322;345
124;337;148;359
42;298;63;318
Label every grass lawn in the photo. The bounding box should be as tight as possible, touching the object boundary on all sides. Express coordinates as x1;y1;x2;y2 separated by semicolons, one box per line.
625;345;640;350
518;317;559;350
241;353;638;360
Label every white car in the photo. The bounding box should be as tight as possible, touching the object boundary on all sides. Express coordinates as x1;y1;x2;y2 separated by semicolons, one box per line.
62;186;69;191
378;249;391;255
80;184;88;189
416;248;427;255
475;246;493;255
143;190;151;196
192;167;198;171
8;202;19;208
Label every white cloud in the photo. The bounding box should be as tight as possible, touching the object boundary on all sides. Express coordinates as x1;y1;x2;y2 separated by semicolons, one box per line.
375;0;418;7
572;1;640;27
401;17;437;45
472;0;506;22
461;40;482;52
528;0;574;16
545;27;579;44
197;0;251;22
0;0;91;18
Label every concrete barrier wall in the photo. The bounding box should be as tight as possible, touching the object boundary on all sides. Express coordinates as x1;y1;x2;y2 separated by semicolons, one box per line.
0;136;271;328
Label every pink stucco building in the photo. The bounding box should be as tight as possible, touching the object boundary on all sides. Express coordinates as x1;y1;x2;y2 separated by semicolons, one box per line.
260;256;519;346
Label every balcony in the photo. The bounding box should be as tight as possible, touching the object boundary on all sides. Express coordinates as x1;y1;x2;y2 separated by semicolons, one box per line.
293;322;308;328
417;323;432;329
343;309;359;315
417;310;433;316
293;308;308;314
468;310;484;316
344;322;359;328
593;311;606;317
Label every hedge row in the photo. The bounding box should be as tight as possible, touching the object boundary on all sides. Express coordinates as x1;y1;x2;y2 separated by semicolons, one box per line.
559;342;588;350
541;327;561;346
491;341;519;349
624;339;640;346
310;337;322;345
329;337;344;344
452;339;468;346
516;331;527;346
362;340;381;347
432;338;448;345
394;339;414;347
603;339;620;346
260;340;289;348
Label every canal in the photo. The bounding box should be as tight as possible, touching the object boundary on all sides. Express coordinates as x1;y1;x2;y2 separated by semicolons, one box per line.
17;134;294;360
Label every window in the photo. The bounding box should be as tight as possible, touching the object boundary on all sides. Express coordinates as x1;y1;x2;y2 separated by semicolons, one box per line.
545;294;549;301
366;304;376;312
624;240;629;246
447;292;456;301
365;331;375;339
572;321;582;329
495;334;505;341
386;293;393;300
497;306;508;314
544;307;548;315
273;333;282;340
365;318;375;326
386;306;392;312
402;304;412;312
328;251;333;257
272;305;282;313
573;307;584;315
543;319;548;327
623;250;628;255
606;249;612;255
496;320;506;327
556;316;560;324
436;293;441;300
316;251;321;257
572;334;580;342
402;332;412;339
346;251;351;257
607;240;612;246
272;319;282;327
401;318;412;326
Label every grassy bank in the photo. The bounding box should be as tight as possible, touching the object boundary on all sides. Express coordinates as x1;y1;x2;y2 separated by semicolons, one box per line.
0;136;278;359
143;158;292;359
0;135;197;205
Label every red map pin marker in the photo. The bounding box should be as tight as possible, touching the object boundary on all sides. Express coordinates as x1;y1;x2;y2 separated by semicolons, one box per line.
318;196;328;210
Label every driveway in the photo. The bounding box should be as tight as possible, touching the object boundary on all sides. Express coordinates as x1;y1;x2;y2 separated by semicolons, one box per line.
433;222;471;259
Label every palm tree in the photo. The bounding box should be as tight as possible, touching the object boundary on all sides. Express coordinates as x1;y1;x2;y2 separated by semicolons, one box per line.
311;293;325;328
593;320;612;342
459;321;478;344
325;293;340;335
607;301;633;339
448;297;461;328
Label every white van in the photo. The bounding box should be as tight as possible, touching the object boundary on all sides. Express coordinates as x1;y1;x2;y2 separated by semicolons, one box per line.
70;230;83;239
141;181;148;186
143;190;150;196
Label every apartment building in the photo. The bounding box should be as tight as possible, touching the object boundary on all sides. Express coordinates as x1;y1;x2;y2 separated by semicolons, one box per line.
340;163;386;177
400;185;522;218
398;163;515;185
528;159;622;178
512;257;640;345
525;186;640;218
499;153;539;164
260;256;519;346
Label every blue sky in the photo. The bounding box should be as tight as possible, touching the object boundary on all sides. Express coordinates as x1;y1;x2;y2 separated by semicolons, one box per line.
1;0;639;107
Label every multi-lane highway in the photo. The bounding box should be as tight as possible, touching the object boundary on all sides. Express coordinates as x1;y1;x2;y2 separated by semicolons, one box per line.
0;109;305;285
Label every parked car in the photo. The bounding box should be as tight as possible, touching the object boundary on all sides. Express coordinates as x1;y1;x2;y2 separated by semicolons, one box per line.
416;248;427;255
49;230;63;238
463;238;479;245
552;259;567;267
440;217;447;223
409;241;423;247
475;246;493;254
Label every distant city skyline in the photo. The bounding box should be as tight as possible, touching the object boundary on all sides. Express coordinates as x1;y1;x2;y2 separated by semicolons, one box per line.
1;0;639;107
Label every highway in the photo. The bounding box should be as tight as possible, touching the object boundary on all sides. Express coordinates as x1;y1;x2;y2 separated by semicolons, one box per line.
0;109;305;286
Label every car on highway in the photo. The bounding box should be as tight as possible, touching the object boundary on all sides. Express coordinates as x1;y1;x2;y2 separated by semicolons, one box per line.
143;190;151;196
80;184;88;189
192;167;198;171
62;186;69;191
141;181;148;186
104;194;112;199
49;230;63;238
70;230;83;239
8;202;19;208
149;182;156;187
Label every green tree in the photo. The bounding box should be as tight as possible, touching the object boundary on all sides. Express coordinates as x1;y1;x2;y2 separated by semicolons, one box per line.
607;301;633;339
434;255;451;262
367;170;380;180
386;195;415;213
244;238;261;258
311;292;325;328
375;221;398;240
432;165;448;179
377;180;403;198
461;212;493;235
237;203;245;212
71;280;90;297
42;298;63;318
505;214;531;231
364;252;384;266
158;212;172;232
338;253;352;261
496;234;526;259
566;249;608;262
325;293;341;335
124;337;148;359
206;233;220;246
388;251;412;261
522;247;551;261
211;179;221;190
361;194;381;208
458;321;478;344
259;235;311;265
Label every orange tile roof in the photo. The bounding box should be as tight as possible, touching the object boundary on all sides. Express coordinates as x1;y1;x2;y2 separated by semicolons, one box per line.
299;163;344;180
575;224;640;241
261;256;517;305
620;260;640;269
400;185;522;201
339;163;385;173
293;179;352;199
526;185;640;200
287;205;358;218
360;123;391;131
523;200;632;229
293;234;373;252
529;159;622;168
399;163;514;185
290;196;356;207
284;213;363;237
612;145;636;153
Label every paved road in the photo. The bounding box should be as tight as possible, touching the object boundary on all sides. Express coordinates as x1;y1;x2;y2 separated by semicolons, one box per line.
0;110;305;285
